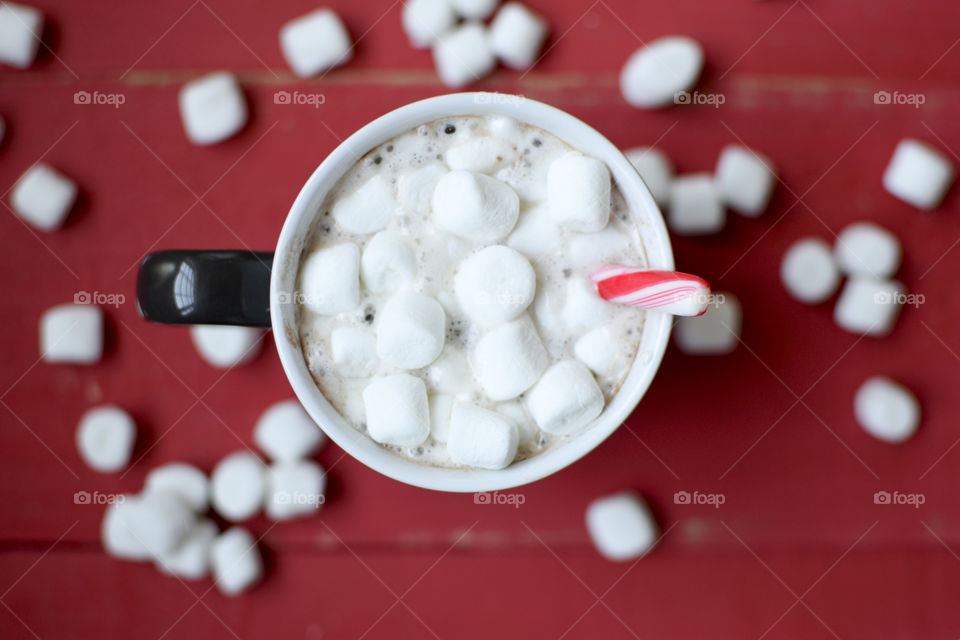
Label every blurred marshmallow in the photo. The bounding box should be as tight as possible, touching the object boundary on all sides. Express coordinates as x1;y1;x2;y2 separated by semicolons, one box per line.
429;393;455;443
715;145;776;217
361;230;416;294
40;304;103;364
102;492;196;559
178;72;247;145
834;277;905;336
211;527;263;596
11;163;78;231
854;376;920;443
403;0;456;48
377;291;446;369
834;222;901;278
883;139;955;210
156;519;217;580
455;245;536;327
332;175;394;234
562;277;613;333
447;403;519;469
526;360;604;435
76;406;136;473
566;226;630;268
574;327;625;378
451;0;500;19
668;174;725;235
547;154;611;232
0;2;42;68
674;293;741;355
507;204;561;255
445;136;519;173
254;399;325;462
102;499;152;561
472;315;548;401
363;374;430;447
190;325;263;368
781;238;841;304
433;170;519;241
299;243;361;315
398;163;448;214
586;491;658;561
331;325;379;378
433;23;496;88
624;147;673;206
145;463;209;512
280;8;352;77
210;451;267;522
265;460;326;521
620;36;704;109
488;3;549;69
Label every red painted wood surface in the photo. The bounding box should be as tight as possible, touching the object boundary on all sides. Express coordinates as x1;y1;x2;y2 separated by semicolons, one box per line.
3;0;960;637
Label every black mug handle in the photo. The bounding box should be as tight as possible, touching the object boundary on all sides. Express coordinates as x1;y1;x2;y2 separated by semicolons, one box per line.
136;250;274;327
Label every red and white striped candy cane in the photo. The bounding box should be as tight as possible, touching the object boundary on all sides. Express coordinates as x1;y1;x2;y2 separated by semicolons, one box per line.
591;266;711;316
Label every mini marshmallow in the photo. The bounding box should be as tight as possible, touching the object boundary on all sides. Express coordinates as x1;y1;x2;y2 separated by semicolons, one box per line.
156;519;217;580
507;204;561;256
834;277;905;336
444;136;519;173
668;174;725;235
361;230;416;294
780;238;841;304
362;374;430;447
265;460;326;521
586;491;658;561
144;463;209;512
496;160;549;204
495;400;538;445
0;2;42;68
562;277;613;333
210;451;267;522
211;527;263;596
433;23;496;88
102;492;196;559
574;327;625;378
11;164;78;231
624;147;673;206
566;226;631;268
190;325;263;368
451;0;500;19
403;0;456;48
433;170;520;241
101;499;152;561
447;403;519;469
674;293;741;355
40;304;103;364
427;348;475;394
854;376;920;443
715;145;777;217
377;291;446;369
488;3;549;69
331;325;379;378
280;8;352;77
455;245;536;327
76;406;136;473
472;316;548;401
620;36;704;109
398;163;448;214
835;222;901;278
525;360;604;435
429;393;455;443
332;175;394;234
883;138;955;210
253;399;325;462
299;243;361;315
547;154;611;232
178;72;247;145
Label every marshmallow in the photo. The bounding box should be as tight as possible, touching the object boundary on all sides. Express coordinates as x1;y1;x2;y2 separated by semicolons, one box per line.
445;136;519;173
178;72;247;145
455;245;536;327
586;491;658;561
883;138;955;210
190;325;263;368
101;499;152;561
668;174;725;235
834;222;901;278
429;393;455;443
624;147;673;206
280;8;352;77
144;463;209;512
834;277;905;336
472;316;548;401
398;163;448;214
40;304;103;364
427;348;475;394
675;293;741;354
496;160;549;204
254;399;325;462
447;403;519;469
299;243;361;315
507;204;561;256
488;3;549;69
156;519;217;580
403;0;456;48
265;460;326;521
433;23;496;88
547;154;611;232
715;145;777;217
451;0;500;19
780;238;841;304
0;2;42;68
526;360;604;436
102;492;196;559
211;527;263;596
210;452;267;522
854;376;920;443
331;325;379;377
566;226;631;268
11;164;78;231
361;230;416;294
562;277;613;333
332;175;394;235
377;292;446;369
362;374;430;446
433;170;520;241
495;400;538;445
620;36;704;109
574;327;626;378
75;406;136;473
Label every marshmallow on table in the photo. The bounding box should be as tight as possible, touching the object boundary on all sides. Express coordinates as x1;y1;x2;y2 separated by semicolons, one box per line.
40;304;103;364
451;0;500;19
76;406;136;473
254;399;325;462
586;491;658;561
488;3;549;70
280;8;352;77
102;499;152;561
403;0;456;48
472;315;548;401
566;226;630;268
101;492;196;559
445;136;519;173
548;154;611;232
834;222;901;278
433;23;496;88
211;527;263;596
883;138;955;210
526;360;604;436
145;463;209;512
507;204;561;256
834;277;905;336
854;376;920;443
447;403;519;469
574;327;625;378
190;325;263;368
11;163;78;231
265;460;326;521
333;175;394;235
331;325;379;377
715;145;777;217
377;291;446;369
362;374;430;447
668;174;725;235
0;2;42;69
433;170;520;241
361;230;416;294
620;36;704;109
178;72;247;145
455;245;535;327
429;393;455;443
674;292;741;355
210;451;267;522
562;277;613;333
780;238;841;304
156;519;217;580
299;243;361;315
398;164;448;214
624;147;674;206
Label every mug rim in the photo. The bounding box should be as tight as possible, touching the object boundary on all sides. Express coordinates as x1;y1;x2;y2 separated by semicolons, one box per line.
269;92;674;493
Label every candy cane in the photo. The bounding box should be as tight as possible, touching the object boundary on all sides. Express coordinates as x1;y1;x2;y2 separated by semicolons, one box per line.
591;266;711;316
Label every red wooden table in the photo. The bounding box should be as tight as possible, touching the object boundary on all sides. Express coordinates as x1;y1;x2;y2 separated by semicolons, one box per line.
3;0;960;637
